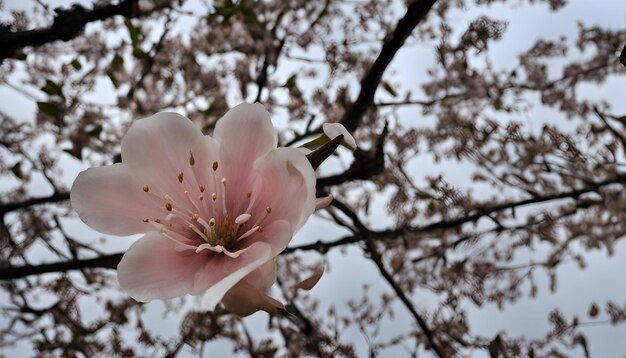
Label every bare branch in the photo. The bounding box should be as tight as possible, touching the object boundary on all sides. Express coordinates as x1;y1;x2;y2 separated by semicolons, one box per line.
0;0;141;61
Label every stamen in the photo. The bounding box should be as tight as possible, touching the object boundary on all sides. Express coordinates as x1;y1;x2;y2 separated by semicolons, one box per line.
142;184;149;192
189;151;195;166
192;213;199;221
212;161;219;171
199;185;205;192
257;226;264;233
198;195;204;201
211;192;217;201
238;226;260;241
266;207;272;214
221;177;226;185
246;192;252;199
209;218;216;227
155;219;161;223
197;217;211;230
142;218;149;223
235;213;251;224
165;203;173;211
189;224;209;242
178;172;184;183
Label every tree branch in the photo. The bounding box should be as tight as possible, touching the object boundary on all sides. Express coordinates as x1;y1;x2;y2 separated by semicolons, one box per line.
0;253;123;280
0;0;141;61
0;191;70;215
338;0;437;133
364;236;447;357
3;174;623;280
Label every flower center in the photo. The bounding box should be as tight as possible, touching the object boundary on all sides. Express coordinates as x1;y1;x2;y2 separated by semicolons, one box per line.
139;154;271;254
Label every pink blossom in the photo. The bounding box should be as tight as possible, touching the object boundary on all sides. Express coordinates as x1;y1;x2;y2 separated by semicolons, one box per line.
71;103;316;315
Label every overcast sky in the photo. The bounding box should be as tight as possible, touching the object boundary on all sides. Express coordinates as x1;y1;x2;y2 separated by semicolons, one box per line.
2;0;626;357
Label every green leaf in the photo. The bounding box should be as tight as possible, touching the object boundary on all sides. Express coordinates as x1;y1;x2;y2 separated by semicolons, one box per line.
41;80;64;98
36;102;63;121
88;125;103;139
382;81;398;97
63;147;83;160
106;70;118;87
125;19;141;48
70;59;82;70
301;134;329;149
283;74;297;89
10;162;23;180
111;54;124;68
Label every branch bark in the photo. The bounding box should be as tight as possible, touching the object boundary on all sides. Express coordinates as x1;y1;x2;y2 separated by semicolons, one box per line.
0;0;141;61
3;174;623;280
0;191;70;215
338;0;437;133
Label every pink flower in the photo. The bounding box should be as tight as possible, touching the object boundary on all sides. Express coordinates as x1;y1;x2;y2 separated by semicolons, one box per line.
71;103;316;315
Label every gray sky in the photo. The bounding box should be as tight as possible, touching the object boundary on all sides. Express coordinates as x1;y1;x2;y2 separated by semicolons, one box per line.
1;0;626;357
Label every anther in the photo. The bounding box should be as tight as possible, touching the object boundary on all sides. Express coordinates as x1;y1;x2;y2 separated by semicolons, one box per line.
211;192;217;201
257;226;264;233
178;172;184;183
198;195;204;201
165;203;173;211
189;151;195;166
235;213;251;224
221;177;226;185
142;218;149;223
212;161;219;171
192;213;199;221
266;207;272;214
209;218;216;227
155;219;161;223
142;184;149;192
246;192;252;199
199;185;205;192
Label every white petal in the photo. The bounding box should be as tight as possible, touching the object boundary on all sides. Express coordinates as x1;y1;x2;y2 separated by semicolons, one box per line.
121;112;210;197
117;232;209;301
199;241;272;310
70;163;160;236
323;122;357;150
252;147;316;232
315;195;333;210
294;265;325;291
222;280;284;317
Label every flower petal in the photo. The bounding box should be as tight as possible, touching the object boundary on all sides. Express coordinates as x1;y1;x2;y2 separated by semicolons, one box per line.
71;163;161;236
294;265;325;291
117;232;211;301
242;258;277;293
252;147;316;231
221;280;284;317
121;112;209;196
213;103;277;165
213;103;278;215
315;195;333;210
323;122;357;150
199;241;273;310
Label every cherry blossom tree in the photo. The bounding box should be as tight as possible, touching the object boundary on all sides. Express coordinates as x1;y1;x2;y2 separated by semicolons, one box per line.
1;0;626;356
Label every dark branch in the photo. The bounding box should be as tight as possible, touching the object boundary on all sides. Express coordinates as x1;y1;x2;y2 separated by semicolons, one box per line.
306;135;344;170
338;0;437;133
620;42;626;68
4;174;623;280
364;236;447;357
0;0;140;61
0;191;70;215
0;253;123;280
